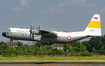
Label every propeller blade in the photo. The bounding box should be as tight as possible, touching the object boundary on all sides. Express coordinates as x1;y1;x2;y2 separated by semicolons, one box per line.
32;26;34;39
33;26;34;30
38;26;40;30
32;34;34;39
30;25;32;30
30;25;32;37
36;26;40;30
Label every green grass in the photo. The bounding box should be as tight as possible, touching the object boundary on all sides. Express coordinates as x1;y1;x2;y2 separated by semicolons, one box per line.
0;55;105;62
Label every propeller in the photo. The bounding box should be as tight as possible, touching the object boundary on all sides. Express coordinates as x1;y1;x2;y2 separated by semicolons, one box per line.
30;25;32;37
38;26;40;30
36;26;40;30
33;26;34;30
30;25;40;38
32;26;34;38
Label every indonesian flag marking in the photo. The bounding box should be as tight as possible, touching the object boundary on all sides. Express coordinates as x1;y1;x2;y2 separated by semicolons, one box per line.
94;17;98;19
67;36;71;40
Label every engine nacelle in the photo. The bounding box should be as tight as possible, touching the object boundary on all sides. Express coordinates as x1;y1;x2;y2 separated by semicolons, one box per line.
32;30;40;35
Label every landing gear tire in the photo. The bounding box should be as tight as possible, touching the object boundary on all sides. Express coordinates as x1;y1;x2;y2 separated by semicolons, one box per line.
47;43;52;45
10;39;13;42
42;43;46;45
42;42;52;45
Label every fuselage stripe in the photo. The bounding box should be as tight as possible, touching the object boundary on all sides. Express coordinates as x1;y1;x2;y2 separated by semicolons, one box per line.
87;21;101;28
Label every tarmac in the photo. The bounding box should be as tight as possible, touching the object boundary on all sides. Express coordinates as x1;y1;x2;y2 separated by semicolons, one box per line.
0;62;105;66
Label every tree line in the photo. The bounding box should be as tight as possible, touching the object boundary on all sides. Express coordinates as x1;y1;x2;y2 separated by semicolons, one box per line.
0;35;105;57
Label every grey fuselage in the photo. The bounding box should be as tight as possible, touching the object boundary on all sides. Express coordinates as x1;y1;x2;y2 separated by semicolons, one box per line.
2;27;89;44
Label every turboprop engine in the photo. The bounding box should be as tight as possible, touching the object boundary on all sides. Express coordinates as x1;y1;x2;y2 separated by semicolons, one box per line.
32;30;40;35
30;25;41;38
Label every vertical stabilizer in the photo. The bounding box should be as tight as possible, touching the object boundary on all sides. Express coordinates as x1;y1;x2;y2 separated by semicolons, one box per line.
84;14;101;36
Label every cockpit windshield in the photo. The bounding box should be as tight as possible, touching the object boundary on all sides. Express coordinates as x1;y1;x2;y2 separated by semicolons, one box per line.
7;29;11;32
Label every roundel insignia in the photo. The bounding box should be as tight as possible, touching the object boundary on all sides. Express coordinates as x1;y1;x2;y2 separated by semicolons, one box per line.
67;36;71;40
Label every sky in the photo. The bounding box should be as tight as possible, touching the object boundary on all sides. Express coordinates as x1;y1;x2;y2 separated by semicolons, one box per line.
0;0;105;43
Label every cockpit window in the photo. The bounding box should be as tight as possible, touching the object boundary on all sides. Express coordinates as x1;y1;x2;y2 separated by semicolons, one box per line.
7;29;11;32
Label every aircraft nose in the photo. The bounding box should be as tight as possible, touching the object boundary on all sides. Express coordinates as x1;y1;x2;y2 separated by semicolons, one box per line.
2;32;6;37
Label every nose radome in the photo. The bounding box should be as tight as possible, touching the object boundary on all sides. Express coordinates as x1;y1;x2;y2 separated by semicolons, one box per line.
2;32;6;37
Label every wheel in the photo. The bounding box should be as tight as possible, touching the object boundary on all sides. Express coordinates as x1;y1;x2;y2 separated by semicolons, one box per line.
42;43;46;45
49;43;52;45
10;39;13;42
42;43;52;45
47;43;52;45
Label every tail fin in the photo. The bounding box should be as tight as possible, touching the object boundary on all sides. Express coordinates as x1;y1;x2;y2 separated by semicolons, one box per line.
84;14;101;36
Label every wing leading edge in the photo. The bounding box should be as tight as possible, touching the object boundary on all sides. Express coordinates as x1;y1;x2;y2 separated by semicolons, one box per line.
35;30;57;36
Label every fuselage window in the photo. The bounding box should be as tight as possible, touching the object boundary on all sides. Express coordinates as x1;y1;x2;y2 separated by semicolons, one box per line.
22;34;24;36
22;34;26;36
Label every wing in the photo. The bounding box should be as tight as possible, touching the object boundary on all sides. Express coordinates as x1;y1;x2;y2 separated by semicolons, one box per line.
39;30;57;36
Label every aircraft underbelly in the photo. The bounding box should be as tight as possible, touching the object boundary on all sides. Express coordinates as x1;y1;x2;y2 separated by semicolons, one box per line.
40;35;88;43
41;35;57;43
56;35;88;43
6;31;88;43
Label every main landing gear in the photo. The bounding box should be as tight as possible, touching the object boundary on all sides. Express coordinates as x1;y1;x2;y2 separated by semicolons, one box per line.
42;43;52;45
10;39;13;42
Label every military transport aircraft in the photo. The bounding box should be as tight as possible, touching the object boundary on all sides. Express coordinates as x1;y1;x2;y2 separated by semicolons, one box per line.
2;14;101;45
